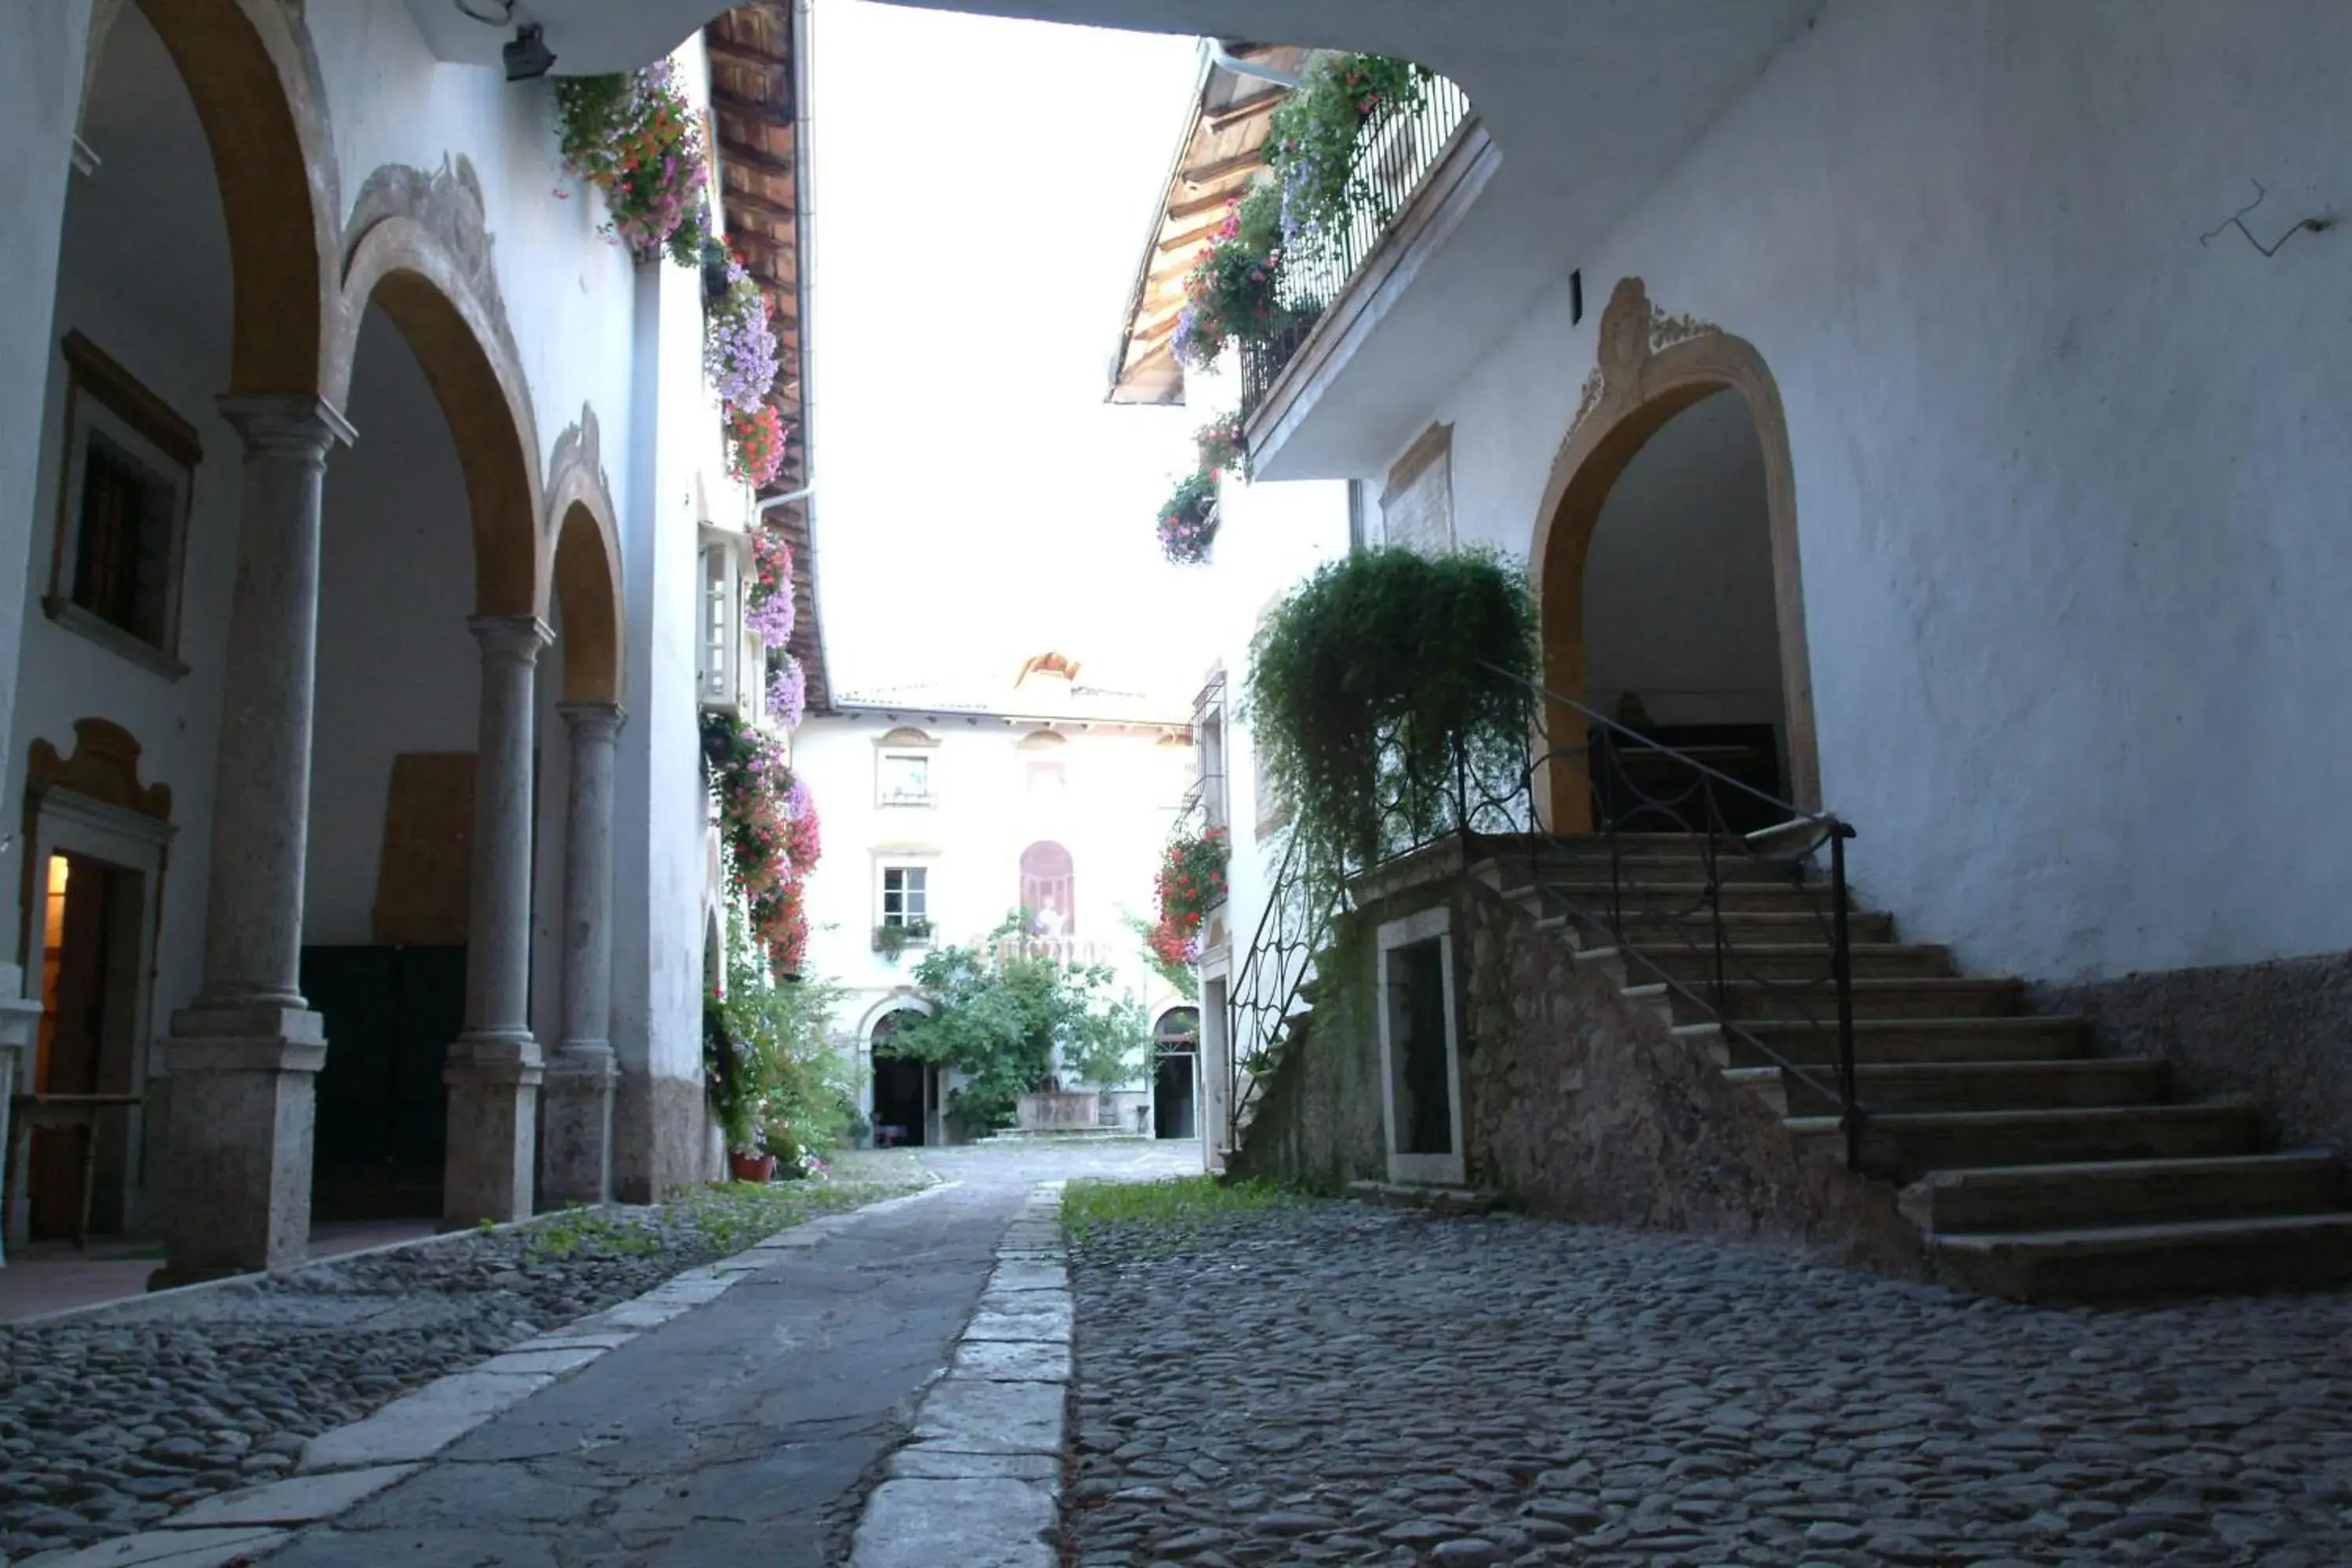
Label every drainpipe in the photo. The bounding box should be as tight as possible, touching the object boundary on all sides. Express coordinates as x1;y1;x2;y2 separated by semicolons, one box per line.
1201;38;1298;88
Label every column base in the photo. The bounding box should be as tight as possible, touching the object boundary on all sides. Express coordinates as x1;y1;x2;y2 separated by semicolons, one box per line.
444;1033;543;1229
155;1005;326;1283
539;1044;618;1208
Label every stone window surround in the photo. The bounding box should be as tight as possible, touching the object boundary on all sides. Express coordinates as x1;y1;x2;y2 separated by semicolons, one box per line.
43;330;200;683
1375;904;1466;1189
874;854;937;942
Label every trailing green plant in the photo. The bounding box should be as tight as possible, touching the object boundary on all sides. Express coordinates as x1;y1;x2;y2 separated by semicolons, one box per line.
1244;546;1538;875
1265;53;1431;249
873;919;934;962
886;913;1149;1132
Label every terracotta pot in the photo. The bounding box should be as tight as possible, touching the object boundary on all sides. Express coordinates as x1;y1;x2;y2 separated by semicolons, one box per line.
729;1151;777;1183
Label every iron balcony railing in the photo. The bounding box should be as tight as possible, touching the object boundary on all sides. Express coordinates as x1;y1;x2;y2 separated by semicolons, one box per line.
1240;71;1475;422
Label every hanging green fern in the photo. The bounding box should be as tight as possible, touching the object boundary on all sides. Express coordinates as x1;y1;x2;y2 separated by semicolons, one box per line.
1243;546;1537;876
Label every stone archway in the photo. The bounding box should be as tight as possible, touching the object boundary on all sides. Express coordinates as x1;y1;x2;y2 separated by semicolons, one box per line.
332;162;543;622
107;0;341;400
1528;277;1819;833
545;408;627;706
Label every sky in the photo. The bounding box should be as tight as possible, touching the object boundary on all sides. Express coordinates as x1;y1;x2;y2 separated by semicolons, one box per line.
808;1;1206;704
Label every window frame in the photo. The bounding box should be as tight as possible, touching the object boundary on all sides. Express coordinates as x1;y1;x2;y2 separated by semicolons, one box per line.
877;750;935;808
45;332;199;681
878;862;932;935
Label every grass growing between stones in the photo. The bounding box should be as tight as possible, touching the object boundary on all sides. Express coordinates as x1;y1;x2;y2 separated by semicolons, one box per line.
530;1156;931;1262
1062;1177;1297;1257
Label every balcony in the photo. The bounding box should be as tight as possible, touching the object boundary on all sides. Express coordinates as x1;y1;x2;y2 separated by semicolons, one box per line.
994;935;1109;970
1239;74;1474;426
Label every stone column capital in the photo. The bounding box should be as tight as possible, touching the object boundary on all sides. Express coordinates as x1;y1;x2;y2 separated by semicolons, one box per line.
216;394;357;456
557;700;628;742
468;615;554;665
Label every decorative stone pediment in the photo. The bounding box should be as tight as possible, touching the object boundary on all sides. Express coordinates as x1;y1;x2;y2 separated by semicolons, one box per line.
1566;277;1723;451
27;719;170;822
546;405;616;539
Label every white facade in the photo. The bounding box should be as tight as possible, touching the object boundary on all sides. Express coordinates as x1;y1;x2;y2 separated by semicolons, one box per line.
789;663;1196;1142
0;0;810;1269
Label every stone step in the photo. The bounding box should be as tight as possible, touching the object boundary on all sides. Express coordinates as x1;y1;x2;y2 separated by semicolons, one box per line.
1723;1058;2169;1116
1635;975;2024;1024
1345;1180;1504;1215
1539;908;1899;947
1528;851;1811;884
1682;1015;2090;1067
1899;1151;2348;1233
1545;879;1847;916
1597;942;1954;984
1926;1212;2352;1301
1790;1099;2266;1183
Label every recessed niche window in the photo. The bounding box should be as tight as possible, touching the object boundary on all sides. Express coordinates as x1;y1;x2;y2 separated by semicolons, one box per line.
878;751;932;807
45;332;198;679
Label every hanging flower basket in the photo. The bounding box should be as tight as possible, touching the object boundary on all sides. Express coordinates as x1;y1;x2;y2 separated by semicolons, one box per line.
768;653;808;729
1171;185;1286;369
1157;470;1219;565
1196;412;1247;481
746;528;795;649
726;402;789;489
554;63;710;264
704;255;782;409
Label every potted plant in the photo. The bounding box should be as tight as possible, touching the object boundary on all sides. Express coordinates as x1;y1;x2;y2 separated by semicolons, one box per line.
873;918;934;961
724;401;789;488
703;254;782;410
700;234;732;307
1171;183;1286;369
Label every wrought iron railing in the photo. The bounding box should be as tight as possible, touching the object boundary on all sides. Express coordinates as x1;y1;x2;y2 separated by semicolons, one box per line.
1218;670;1866;1171
1239;71;1475;422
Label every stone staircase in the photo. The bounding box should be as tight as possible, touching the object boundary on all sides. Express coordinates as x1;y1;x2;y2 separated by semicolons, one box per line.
1498;833;2352;1300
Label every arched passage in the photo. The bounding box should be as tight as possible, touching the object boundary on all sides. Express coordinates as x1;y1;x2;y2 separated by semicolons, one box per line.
122;0;339;398
1019;840;1075;932
1152;1006;1200;1140
868;1005;934;1148
1529;277;1819;833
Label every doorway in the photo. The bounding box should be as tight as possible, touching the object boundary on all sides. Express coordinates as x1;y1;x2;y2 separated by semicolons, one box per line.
1152;1007;1200;1140
869;1011;930;1147
27;851;143;1240
1377;908;1463;1187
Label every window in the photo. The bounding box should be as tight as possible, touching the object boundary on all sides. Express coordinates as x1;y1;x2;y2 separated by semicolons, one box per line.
881;866;928;927
46;332;198;677
1192;673;1229;831
879;751;932;807
696;535;741;708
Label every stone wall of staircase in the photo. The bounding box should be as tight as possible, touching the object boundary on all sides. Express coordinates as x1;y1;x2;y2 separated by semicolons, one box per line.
1232;873;1925;1277
2042;953;2352;1153
1457;883;1926;1277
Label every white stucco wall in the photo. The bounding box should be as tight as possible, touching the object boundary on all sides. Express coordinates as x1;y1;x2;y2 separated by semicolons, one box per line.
0;2;94;896
1343;0;2352;984
790;706;1194;1106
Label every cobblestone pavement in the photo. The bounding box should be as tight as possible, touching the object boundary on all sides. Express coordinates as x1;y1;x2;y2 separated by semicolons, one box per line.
1065;1200;2352;1568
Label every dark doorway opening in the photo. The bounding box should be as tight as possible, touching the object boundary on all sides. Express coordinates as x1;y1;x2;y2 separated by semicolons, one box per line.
1152;1007;1200;1140
870;1011;928;1147
1387;938;1453;1156
304;945;464;1220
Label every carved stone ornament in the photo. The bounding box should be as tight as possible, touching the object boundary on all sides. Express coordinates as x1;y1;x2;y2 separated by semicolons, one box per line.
344;156;521;368
28;718;172;822
1566;277;1725;449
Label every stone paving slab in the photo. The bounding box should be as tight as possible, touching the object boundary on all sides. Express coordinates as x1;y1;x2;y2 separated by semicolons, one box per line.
22;1526;289;1567
952;1337;1072;1381
848;1478;1055;1568
163;1466;419;1528
295;1369;557;1470
909;1377;1066;1454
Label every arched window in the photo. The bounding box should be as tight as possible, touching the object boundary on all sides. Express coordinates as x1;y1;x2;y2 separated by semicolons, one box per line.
1154;1007;1200;1050
1018;840;1075;933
